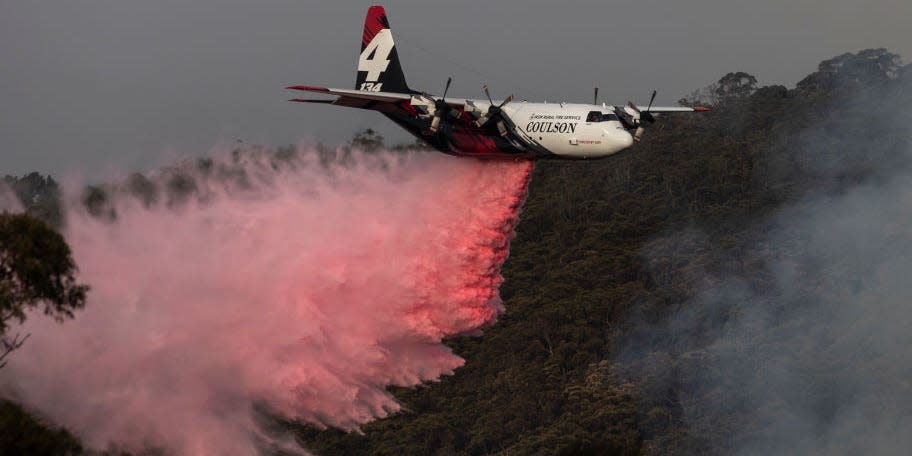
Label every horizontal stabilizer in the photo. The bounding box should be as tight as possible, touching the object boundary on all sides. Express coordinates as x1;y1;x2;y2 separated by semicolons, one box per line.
289;98;335;104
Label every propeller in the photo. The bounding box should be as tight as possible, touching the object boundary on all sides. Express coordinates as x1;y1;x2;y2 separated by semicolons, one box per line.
626;90;658;142
429;77;453;133
641;89;657;123
476;84;514;137
593;87;599;105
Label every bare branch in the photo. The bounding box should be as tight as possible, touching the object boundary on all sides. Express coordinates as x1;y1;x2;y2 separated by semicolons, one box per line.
0;332;30;369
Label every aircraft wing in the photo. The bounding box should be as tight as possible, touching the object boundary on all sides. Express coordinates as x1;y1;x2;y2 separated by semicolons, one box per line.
287;86;469;108
634;106;711;113
288;86;412;103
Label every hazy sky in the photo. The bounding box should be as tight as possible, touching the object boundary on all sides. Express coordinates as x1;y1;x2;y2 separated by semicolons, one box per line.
2;0;910;176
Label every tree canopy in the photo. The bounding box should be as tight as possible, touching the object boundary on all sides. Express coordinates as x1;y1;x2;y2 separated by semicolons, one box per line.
0;212;89;368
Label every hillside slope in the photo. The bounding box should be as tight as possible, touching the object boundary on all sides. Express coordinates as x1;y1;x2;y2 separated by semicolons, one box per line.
296;49;911;455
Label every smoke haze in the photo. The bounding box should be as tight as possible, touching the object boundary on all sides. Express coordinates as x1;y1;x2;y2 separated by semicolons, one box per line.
2;149;533;454
0;183;23;213
621;71;912;454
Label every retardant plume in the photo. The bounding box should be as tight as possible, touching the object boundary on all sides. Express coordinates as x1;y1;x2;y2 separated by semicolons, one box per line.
2;148;534;455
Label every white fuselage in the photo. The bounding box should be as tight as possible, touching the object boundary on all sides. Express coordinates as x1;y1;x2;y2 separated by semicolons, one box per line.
502;102;635;158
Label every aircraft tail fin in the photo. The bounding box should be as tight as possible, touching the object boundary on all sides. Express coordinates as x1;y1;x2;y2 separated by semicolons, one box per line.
356;6;413;94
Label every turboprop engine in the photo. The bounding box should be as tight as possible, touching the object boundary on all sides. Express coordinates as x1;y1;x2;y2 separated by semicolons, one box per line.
617;90;658;142
465;85;514;137
411;77;455;133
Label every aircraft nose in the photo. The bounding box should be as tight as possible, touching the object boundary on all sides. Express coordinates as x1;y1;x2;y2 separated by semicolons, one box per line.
619;129;634;149
608;127;634;153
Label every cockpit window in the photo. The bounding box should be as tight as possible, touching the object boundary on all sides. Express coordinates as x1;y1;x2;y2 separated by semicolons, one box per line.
586;111;618;122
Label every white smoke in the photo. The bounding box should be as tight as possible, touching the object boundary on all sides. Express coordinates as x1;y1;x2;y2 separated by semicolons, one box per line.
621;71;912;454
0;182;23;213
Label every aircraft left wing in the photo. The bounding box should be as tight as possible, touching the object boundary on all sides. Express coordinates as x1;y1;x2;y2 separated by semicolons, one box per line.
287;86;412;104
287;86;469;109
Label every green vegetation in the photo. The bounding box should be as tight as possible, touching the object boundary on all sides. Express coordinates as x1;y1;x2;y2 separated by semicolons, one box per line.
2;173;64;228
1;48;908;455
0;213;89;369
0;212;89;453
294;48;910;455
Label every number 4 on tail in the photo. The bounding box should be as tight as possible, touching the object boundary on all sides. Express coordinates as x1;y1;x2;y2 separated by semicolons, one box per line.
359;29;394;83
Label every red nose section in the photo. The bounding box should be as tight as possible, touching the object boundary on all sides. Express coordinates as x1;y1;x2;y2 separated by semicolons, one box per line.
363;6;390;48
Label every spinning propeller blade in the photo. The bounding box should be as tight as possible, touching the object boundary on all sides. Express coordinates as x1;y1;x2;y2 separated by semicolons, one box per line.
478;84;512;136
634;90;658;142
442;77;452;102
429;77;454;133
646;90;657;112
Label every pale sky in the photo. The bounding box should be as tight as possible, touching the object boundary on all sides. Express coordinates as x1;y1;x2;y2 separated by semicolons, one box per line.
1;0;910;176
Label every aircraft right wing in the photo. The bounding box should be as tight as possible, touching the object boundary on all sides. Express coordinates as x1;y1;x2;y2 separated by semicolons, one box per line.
634;106;711;113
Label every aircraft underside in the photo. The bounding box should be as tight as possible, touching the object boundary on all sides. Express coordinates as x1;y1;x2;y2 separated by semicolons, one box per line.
383;108;549;160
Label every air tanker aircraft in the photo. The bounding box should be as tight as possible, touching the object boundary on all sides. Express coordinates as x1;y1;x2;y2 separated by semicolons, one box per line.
288;6;710;160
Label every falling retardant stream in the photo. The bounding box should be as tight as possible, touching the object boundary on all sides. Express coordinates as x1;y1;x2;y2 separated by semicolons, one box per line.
1;149;534;455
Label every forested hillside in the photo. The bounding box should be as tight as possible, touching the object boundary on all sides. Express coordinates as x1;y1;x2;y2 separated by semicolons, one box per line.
294;49;911;455
2;49;909;455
